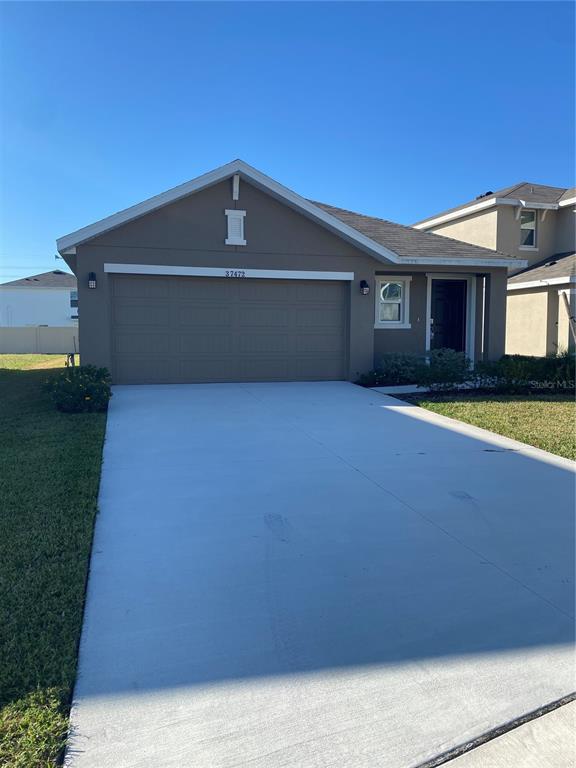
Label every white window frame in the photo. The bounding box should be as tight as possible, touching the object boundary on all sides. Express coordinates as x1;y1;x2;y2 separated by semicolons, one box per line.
519;209;538;250
225;209;246;246
374;275;412;329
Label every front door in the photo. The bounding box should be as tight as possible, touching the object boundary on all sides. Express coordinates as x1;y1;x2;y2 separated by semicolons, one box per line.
430;279;467;352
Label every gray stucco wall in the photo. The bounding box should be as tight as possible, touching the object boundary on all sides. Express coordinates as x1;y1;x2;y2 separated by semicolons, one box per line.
65;178;509;381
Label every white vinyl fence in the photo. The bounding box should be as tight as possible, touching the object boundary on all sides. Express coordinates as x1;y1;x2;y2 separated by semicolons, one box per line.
0;327;78;354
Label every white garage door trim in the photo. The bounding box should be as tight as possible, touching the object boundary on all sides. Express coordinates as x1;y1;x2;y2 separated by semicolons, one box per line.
104;263;354;281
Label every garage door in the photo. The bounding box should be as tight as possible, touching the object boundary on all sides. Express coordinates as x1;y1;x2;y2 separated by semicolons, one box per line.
110;275;348;383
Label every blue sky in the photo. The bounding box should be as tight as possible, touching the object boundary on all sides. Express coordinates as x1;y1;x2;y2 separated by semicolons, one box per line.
0;1;574;282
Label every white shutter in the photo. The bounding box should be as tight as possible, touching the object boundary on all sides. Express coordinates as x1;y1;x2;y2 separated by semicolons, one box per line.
225;209;246;246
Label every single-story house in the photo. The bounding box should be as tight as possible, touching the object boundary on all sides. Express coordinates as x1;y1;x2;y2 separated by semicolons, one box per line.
56;160;524;384
507;252;575;356
0;269;78;354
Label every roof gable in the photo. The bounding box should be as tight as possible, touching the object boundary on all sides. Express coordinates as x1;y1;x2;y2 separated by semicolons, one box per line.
57;159;522;268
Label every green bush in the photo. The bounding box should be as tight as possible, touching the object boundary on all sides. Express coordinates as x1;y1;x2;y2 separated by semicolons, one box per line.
415;348;470;391
357;353;422;387
44;366;112;413
474;352;575;393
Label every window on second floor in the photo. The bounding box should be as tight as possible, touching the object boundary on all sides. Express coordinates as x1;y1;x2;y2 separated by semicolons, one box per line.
520;210;537;248
70;290;78;308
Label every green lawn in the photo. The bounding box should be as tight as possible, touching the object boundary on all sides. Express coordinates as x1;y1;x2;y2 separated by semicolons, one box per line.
410;394;576;461
0;355;106;767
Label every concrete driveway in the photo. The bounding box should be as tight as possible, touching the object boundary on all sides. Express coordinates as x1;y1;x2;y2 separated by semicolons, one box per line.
65;382;575;768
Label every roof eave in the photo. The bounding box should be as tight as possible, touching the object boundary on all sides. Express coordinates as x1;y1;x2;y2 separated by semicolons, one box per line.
508;275;576;291
414;198;560;230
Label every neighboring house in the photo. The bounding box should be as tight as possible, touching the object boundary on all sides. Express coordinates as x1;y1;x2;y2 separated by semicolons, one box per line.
56;160;522;384
0;270;78;326
0;270;79;353
413;183;576;355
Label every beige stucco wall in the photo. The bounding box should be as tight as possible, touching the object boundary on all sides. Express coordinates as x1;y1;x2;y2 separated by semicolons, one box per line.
425;209;498;250
425;205;575;276
506;289;549;356
554;207;576;254
497;207;559;272
557;290;576;353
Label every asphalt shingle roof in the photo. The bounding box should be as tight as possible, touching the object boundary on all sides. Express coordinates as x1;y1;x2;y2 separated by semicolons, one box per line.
508;252;576;285
414;182;572;226
1;270;77;288
311;200;519;262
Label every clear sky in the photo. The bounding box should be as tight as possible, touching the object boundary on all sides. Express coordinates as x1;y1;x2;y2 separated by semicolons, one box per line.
0;1;574;282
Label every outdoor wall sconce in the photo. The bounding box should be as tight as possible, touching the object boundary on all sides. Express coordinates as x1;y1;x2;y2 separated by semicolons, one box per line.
360;280;370;295
88;272;97;289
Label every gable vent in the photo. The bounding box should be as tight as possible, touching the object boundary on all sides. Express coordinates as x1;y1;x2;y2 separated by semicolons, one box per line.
225;209;247;246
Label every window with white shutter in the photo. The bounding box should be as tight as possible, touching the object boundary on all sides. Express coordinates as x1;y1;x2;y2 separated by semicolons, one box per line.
225;209;247;246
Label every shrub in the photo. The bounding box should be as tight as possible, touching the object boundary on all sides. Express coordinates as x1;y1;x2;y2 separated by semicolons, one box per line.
44;365;112;413
415;348;470;391
356;353;422;387
474;352;575;393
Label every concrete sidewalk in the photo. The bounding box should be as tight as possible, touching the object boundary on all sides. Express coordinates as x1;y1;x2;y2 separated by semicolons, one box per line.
448;701;575;768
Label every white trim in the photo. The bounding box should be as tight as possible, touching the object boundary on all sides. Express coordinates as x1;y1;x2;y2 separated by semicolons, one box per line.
425;274;476;361
374;275;412;329
414;198;499;228
56;159;521;268
519;208;538;249
559;196;576;207
414;197;558;230
507;275;576;291
103;263;354;281
232;174;240;201
225;209;247;246
399;257;525;268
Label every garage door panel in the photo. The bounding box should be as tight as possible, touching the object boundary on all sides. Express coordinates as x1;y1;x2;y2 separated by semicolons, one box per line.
114;304;171;327
177;305;233;327
295;333;345;354
113;276;171;299
175;280;237;301
238;281;291;302
238;307;290;327
294;282;341;301
238;333;290;354
177;333;233;355
296;307;345;327
178;358;247;382
111;276;347;384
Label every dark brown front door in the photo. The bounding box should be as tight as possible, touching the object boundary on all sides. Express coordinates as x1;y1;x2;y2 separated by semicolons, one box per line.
430;279;467;352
